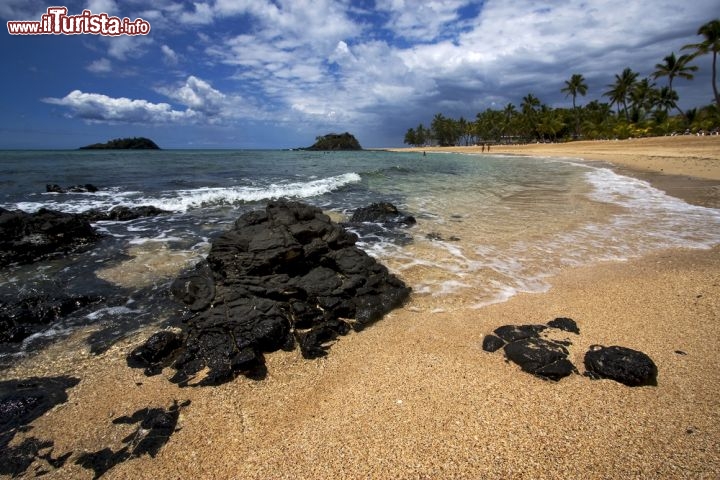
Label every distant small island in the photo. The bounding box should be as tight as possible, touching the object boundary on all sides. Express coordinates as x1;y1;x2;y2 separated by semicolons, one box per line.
79;137;160;150
304;132;362;151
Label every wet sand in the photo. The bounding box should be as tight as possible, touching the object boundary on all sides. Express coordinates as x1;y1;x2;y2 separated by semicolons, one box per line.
4;136;720;478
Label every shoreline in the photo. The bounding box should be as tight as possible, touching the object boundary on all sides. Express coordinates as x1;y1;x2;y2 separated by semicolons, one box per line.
388;136;720;208
3;137;720;478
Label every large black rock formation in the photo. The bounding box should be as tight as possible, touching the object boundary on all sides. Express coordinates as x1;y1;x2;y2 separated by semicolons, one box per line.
129;200;411;386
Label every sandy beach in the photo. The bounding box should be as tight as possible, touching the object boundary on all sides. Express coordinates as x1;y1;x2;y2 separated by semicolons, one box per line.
4;136;720;479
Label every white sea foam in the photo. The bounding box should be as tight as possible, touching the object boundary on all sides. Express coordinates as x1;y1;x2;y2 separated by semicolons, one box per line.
4;173;362;214
142;172;362;212
86;306;141;321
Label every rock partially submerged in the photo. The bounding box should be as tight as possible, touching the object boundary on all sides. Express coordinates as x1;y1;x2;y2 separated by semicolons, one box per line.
0;207;99;267
46;183;99;194
128;200;411;386
348;202;416;227
0;205;171;268
584;345;658;386
0;293;104;344
83;205;170;222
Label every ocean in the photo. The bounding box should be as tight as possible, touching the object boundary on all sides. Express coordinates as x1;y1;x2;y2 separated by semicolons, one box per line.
2;149;719;361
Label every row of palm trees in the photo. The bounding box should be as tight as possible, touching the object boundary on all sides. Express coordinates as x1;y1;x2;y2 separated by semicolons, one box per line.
404;18;719;146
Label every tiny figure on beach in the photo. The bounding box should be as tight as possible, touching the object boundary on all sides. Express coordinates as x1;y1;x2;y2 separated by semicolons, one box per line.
487;144;491;152
481;144;485;152
423;151;426;157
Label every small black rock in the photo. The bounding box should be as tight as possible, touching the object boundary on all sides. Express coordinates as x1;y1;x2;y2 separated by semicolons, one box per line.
584;345;658;386
493;324;547;343
547;317;580;334
482;334;505;352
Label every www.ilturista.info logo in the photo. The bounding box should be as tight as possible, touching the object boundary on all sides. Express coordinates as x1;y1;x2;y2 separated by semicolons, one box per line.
7;7;150;35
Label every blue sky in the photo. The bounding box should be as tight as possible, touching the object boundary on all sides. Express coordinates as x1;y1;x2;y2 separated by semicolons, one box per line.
2;0;719;149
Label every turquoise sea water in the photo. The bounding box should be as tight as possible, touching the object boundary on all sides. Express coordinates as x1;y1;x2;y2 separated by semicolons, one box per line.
1;149;719;358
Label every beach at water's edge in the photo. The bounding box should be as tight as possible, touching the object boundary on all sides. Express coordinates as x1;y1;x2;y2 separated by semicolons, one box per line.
390;135;720;208
2;137;720;478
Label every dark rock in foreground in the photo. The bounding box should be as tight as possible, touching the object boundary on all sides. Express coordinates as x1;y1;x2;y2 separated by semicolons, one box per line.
504;337;576;381
79;137;160;150
483;319;579;381
484;318;658;387
127;330;185;376
584;345;658;386
128;200;411;386
0;207;99;267
481;334;505;353
304;132;362;150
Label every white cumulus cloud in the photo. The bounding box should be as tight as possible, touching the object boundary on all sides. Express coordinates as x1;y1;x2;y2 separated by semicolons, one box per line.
43;90;194;124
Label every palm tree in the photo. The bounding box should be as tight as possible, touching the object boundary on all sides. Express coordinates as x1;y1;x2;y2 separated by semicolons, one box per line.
502;103;517;140
561;73;588;138
656;86;680;115
630;77;657;122
653;52;698;115
683;19;720;109
521;94;541;140
603;68;639;121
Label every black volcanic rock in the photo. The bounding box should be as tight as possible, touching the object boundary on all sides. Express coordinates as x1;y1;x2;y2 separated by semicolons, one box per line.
79;137;160;150
0;293;103;344
83;205;170;222
127;330;185;376
481;334;505;353
305;132;362;150
46;184;99;194
504;337;577;381
484;320;579;381
494;324;547;343
548;317;580;334
348;202;416;227
483;318;659;387
129;200;411;386
0;207;99;267
584;345;658;386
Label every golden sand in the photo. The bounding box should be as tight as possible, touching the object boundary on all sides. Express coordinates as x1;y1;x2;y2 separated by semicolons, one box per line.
4;136;720;479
